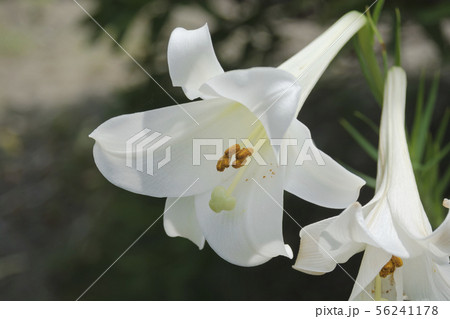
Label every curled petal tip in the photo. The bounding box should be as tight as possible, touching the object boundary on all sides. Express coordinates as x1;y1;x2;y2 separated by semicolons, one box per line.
291;265;326;276
88;125;102;140
285;244;294;259
443;198;450;209
351;201;363;209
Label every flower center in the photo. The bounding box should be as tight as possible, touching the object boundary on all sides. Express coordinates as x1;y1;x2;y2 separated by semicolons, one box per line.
379;255;403;278
209;123;266;213
209;145;254;214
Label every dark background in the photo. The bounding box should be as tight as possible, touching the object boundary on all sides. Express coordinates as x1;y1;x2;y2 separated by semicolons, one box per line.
0;0;449;300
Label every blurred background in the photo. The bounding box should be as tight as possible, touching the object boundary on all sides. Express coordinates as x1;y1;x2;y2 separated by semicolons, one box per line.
0;0;449;300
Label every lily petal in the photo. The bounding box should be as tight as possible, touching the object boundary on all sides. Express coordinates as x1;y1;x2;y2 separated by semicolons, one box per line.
425;203;450;255
379;67;432;238
320;203;373;262
361;194;410;259
283;120;365;209
278;11;366;115
434;262;450;299
90;99;258;197
293;217;338;275
164;196;205;249
168;24;224;100
349;245;392;301
402;254;450;300
200;67;301;154
195;145;292;266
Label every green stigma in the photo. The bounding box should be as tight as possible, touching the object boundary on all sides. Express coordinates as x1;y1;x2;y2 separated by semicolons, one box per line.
209;186;236;213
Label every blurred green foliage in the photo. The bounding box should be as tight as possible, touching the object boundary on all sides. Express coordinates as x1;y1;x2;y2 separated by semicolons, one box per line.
0;0;449;300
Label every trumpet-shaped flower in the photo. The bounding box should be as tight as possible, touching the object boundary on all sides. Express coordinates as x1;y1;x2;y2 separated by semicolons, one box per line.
90;12;366;266
294;67;450;300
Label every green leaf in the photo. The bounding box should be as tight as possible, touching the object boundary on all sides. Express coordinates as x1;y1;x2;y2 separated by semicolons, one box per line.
353;37;381;104
354;24;384;106
409;71;426;158
413;72;440;163
372;0;385;24
354;110;379;134
340;118;378;161
437;165;450;196
366;10;388;74
436;108;450;147
420;143;450;173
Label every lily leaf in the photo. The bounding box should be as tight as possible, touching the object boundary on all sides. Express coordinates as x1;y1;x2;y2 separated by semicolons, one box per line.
372;0;385;24
411;72;440;163
435;107;450;147
354;24;384;105
420;143;450;173
354;110;379;134
340;118;378;161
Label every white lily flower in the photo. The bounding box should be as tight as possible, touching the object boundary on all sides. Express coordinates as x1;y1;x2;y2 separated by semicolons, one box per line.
294;67;450;300
90;12;366;266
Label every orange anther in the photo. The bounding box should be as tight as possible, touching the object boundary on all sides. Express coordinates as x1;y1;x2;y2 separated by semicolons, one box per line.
224;144;240;158
236;147;253;160
232;158;247;169
379;256;403;278
391;256;403;268
216;145;253;172
216;156;230;172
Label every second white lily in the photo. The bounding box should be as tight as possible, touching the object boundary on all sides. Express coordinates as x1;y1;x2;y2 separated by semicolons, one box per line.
294;67;450;300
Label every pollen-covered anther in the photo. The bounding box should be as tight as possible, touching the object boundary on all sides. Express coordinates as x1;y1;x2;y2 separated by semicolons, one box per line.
235;147;253;160
379;256;403;278
225;144;240;157
216;156;230;172
232;147;253;169
232;158;247;169
216;145;254;172
216;144;240;172
391;256;403;268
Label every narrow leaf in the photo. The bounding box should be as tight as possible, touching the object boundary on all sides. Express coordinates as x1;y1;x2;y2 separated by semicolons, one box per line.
409;71;426;157
420;143;450;173
355;25;384;106
340;119;378;161
436;108;450;147
437;165;450;196
414;72;440;163
372;0;385;24
354;110;379;134
366;11;388;74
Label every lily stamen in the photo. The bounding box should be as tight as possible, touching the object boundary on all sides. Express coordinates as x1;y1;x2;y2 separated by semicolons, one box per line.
225;144;240;157
232;148;253;168
216;156;230;172
216;144;239;172
210;124;264;213
216;144;254;172
379;256;403;278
